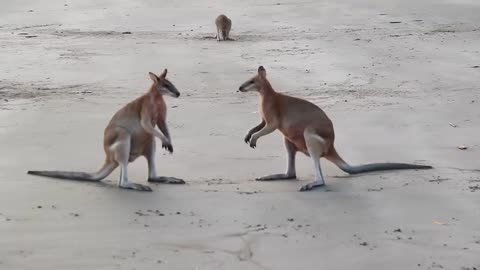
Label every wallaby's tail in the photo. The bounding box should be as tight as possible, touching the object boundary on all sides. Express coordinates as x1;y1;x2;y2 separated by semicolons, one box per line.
326;147;432;175
27;161;117;181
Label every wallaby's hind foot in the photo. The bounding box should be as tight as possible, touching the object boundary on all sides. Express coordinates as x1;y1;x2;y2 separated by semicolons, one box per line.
120;182;152;192
148;176;185;184
299;181;325;192
256;174;296;181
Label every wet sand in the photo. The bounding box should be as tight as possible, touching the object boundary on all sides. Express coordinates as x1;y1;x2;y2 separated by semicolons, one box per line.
1;0;479;269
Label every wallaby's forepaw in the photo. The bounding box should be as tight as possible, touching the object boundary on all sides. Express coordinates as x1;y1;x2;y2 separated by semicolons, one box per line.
244;133;251;144
162;142;173;153
120;182;152;192
299;181;325;192
249;139;257;149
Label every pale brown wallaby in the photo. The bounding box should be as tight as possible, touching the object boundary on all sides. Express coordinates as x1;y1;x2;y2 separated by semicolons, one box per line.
215;14;233;41
239;66;432;191
28;70;185;191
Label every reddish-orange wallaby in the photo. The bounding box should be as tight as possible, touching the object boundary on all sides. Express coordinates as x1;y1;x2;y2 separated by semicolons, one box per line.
28;69;185;191
239;66;432;191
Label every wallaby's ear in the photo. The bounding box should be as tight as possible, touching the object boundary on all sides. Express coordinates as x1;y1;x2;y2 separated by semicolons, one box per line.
149;72;158;83
160;69;167;79
258;66;266;78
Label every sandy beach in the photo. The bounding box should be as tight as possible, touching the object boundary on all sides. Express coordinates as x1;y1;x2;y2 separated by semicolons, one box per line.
1;0;479;269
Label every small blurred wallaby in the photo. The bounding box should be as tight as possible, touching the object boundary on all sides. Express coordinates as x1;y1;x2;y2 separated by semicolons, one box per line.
215;14;233;41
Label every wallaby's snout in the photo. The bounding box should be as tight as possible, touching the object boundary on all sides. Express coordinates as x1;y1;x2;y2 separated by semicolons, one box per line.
239;66;266;93
167;83;181;98
238;81;251;92
167;88;180;98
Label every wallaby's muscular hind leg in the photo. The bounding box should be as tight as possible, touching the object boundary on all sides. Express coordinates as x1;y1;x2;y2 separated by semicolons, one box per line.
256;138;297;181
299;130;326;191
111;135;152;192
145;139;185;184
